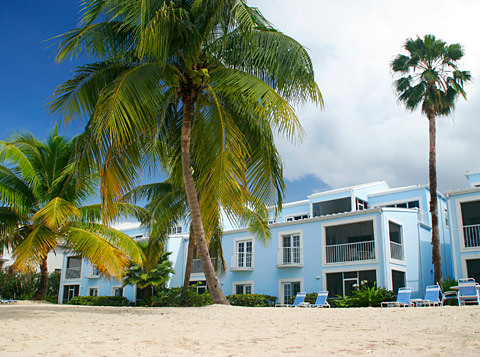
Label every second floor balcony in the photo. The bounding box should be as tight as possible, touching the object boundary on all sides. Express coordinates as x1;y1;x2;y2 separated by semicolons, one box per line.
325;240;375;264
464;224;480;248
65;267;81;279
191;258;218;274
230;252;254;271
277;247;303;267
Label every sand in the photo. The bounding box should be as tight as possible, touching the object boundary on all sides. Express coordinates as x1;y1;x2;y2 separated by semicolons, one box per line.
0;303;479;356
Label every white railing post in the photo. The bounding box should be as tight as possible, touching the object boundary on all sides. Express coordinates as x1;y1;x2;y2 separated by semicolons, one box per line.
390;241;405;260
463;224;480;247
325;241;375;263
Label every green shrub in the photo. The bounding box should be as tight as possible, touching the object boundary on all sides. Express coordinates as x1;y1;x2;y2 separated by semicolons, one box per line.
335;282;395;307
0;268;59;302
149;286;212;307
226;294;277;307
440;277;459;306
66;295;130;306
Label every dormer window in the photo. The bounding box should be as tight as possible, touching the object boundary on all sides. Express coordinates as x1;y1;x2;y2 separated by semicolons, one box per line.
285;214;309;222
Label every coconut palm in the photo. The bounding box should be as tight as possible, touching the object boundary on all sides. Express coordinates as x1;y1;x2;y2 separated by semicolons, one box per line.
49;0;322;304
0;130;145;300
391;34;471;283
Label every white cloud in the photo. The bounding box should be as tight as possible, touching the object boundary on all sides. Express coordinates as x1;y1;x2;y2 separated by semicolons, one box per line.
252;0;480;192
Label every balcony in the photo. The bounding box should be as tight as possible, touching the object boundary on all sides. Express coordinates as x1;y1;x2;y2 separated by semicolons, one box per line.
463;224;480;248
191;258;218;274
390;241;405;260
325;241;375;264
277;247;303;267
65;267;81;279
230;252;254;271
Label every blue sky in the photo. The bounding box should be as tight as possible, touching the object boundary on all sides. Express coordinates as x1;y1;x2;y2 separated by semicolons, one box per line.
2;1;479;203
0;0;328;202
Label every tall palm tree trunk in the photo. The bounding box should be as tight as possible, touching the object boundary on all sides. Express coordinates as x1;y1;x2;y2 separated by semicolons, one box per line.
181;90;229;305
33;257;48;300
182;231;195;293
428;114;442;284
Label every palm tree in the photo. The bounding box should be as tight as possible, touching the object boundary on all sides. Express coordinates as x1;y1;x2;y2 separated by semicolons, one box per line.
0;130;145;300
49;0;322;304
391;34;471;284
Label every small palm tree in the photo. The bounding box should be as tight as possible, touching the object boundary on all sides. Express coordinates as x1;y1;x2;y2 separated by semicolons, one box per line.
391;34;471;283
0;130;144;299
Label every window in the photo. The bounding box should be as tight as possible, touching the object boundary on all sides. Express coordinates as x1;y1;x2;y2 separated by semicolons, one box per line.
168;225;183;234
281;281;301;304
326;270;376;297
466;259;480;283
378;200;419;209
268;218;276;225
90;265;100;277
112;287;123;297
234;282;253;295
356;198;368;211
278;232;302;266
65;257;82;279
233;239;253;269
190;280;207;294
444;207;449;227
88;287;98;297
389;221;404;260
285;214;309;222
62;284;79;302
391;270;406;294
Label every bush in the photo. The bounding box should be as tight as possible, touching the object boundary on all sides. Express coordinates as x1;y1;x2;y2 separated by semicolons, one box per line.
0;268;60;302
226;294;277;307
335;281;395;307
66;295;130;306
149;286;212;307
440;277;459;306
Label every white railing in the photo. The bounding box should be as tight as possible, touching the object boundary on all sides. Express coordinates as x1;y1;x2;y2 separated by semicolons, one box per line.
231;252;253;270
417;209;429;225
325;241;375;263
463;224;480;247
191;258;217;274
390;241;405;260
65;267;81;279
277;247;302;266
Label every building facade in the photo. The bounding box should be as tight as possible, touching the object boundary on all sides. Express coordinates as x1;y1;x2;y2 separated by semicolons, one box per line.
58;172;480;303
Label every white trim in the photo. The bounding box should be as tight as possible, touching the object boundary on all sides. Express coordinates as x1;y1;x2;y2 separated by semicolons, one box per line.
88;286;99;297
460;254;480;279
308;181;388;199
284;212;310;222
231;237;254;271
232;280;254;295
321;216;379;267
278;278;304;304
111;286;124;297
368;185;427;198
370;196;422;210
277;229;304;267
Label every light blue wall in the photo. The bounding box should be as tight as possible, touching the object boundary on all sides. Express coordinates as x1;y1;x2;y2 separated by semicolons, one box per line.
466;172;480;188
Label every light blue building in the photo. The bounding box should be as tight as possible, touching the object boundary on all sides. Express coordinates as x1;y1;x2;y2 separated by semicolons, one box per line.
59;172;480;304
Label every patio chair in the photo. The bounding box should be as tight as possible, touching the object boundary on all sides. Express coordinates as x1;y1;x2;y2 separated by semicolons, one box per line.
310;291;330;308
275;292;308;307
415;284;443;307
458;281;480;306
381;287;413;307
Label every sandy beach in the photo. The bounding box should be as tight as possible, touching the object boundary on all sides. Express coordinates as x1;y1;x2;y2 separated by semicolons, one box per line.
1;303;479;356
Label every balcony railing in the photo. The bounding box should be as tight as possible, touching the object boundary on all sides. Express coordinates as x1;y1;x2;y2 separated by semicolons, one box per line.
417;209;429;225
191;258;218;274
390;241;405;260
277;247;302;266
464;224;480;247
325;241;375;263
230;252;253;270
65;267;81;279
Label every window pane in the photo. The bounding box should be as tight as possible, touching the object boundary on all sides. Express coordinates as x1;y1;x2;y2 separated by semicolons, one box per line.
236;285;244;295
245;285;252;294
466;259;480;283
391;270;405;294
408;201;419;209
389;222;402;244
359;270;376;288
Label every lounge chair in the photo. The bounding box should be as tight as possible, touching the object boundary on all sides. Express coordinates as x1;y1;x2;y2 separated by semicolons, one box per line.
415;284;443;307
458;281;480;306
381;287;413;307
310;291;330;308
275;292;308;307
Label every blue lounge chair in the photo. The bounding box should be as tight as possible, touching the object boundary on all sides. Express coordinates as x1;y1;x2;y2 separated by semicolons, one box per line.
381;287;413;307
458;281;480;306
275;292;308;307
310;291;330;308
415;284;442;307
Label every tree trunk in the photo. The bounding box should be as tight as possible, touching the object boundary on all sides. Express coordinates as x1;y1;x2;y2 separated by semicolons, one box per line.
180;89;229;305
33;257;49;300
182;232;195;293
428;114;443;284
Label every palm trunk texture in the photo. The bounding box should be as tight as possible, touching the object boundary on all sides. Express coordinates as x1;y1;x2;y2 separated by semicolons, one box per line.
428;114;442;284
180;89;229;305
33;257;48;300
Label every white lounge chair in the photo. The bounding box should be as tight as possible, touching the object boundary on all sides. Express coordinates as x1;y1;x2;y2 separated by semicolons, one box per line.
381;287;413;307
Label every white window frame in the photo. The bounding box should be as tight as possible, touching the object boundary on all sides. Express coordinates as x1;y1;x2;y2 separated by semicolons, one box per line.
277;229;303;267
460;255;480;280
231;237;254;271
88;287;99;297
453;195;480;252
233;280;254;295
321;216;379;267
278;278;304;305
64;256;82;280
284;212;310;222
112;286;124;297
